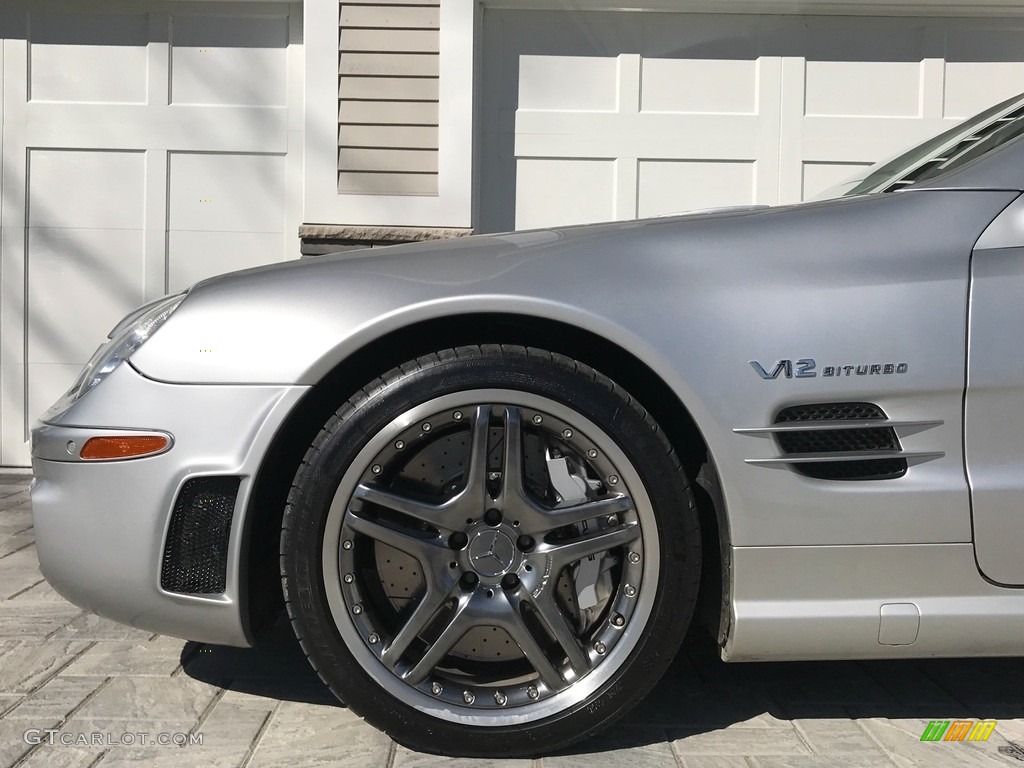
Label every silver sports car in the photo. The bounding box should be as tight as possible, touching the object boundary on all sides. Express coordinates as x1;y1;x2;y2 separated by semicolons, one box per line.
30;93;1024;756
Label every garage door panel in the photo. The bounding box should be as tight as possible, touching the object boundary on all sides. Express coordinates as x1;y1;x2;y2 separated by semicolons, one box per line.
638;160;755;218
168;231;286;292
944;63;1024;119
29;12;148;104
518;55;617;111
28;149;144;229
515;158;614;229
170;14;288;107
168;152;286;233
804;61;922;118
641;58;757;114
27;227;145;366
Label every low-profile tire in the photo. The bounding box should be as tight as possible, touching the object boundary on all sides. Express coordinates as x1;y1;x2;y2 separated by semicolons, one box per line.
281;345;701;756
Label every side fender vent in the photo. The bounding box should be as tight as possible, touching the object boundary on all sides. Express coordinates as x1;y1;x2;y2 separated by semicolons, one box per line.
161;476;240;594
736;403;944;481
775;403;905;480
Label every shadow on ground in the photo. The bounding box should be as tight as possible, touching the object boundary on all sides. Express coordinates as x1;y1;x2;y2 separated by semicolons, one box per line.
183;616;1024;755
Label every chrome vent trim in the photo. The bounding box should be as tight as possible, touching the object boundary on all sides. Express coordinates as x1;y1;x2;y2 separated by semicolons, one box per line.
745;451;944;466
735;419;942;436
736;403;944;480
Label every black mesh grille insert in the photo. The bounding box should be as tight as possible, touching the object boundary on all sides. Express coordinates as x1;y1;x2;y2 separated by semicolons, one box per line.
161;477;239;594
774;403;906;481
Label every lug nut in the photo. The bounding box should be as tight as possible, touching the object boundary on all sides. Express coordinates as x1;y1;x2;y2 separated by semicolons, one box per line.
461;572;479;589
516;534;535;552
449;532;468;550
484;508;502;526
501;573;520;590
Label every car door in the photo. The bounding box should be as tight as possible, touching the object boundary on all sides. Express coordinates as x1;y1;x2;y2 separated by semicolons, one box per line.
966;192;1024;586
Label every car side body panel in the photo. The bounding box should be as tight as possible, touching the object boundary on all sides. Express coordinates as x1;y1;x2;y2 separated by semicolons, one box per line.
133;190;1018;555
966;193;1024;586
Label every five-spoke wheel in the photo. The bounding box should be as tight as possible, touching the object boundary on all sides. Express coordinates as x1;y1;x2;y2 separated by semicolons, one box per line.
281;347;700;756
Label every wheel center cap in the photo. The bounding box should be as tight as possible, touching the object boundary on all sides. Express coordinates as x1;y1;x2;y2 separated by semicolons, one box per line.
468;529;516;577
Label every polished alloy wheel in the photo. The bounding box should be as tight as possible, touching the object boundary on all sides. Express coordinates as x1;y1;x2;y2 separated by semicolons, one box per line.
322;392;658;723
282;347;700;756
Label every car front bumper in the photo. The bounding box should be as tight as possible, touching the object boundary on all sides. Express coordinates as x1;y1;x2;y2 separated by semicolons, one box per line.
31;362;307;647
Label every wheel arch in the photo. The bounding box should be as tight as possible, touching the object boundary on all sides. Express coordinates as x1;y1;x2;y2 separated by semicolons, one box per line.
240;311;730;645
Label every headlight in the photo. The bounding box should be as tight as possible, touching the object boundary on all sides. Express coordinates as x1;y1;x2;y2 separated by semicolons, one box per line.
62;293;186;406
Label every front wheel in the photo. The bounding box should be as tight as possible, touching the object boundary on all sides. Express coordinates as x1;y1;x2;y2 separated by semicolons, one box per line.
281;346;701;756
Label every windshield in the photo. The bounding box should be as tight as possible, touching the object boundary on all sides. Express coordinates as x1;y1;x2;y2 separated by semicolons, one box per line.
815;92;1024;200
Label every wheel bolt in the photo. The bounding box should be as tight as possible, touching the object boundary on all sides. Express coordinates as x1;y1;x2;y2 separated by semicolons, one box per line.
395;440;405;450
461;572;479;589
594;641;607;655
516;534;535;552
372;464;382;474
484;508;502;526
587;449;598;459
527;685;539;700
449;532;468;550
494;691;507;706
562;428;573;439
463;690;475;705
533;414;543;424
501;573;520;590
342;540;353;550
624;584;636;597
368;633;379;644
422;422;432;432
352;604;363;615
612;614;625;627
628;551;641;564
453;411;463;421
608;474;619;485
343;573;354;584
431;682;443;696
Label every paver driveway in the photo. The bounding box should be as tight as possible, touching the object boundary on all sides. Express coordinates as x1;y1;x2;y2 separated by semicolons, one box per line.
2;472;1024;767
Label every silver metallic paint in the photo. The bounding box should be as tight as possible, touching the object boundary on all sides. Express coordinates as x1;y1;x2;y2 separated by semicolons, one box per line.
31;363;307;646
30;154;1024;658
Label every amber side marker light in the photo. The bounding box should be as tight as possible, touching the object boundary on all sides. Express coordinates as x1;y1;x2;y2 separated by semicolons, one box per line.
80;435;170;461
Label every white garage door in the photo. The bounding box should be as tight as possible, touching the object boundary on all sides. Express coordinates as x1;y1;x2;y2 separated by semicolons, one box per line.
0;2;302;466
478;11;1024;232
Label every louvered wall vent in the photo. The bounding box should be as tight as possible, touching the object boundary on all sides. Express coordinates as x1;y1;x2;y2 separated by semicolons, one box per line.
736;403;944;481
